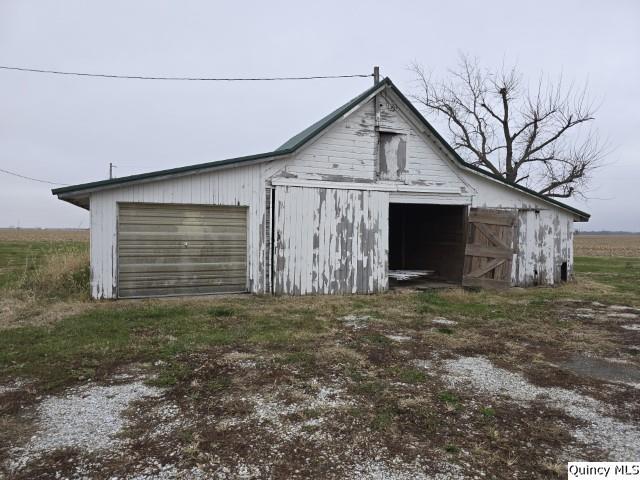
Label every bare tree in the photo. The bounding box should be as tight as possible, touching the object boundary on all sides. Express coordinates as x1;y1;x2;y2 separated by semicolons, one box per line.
411;55;604;198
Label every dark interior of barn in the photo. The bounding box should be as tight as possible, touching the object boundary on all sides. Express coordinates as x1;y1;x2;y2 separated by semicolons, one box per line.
388;203;467;287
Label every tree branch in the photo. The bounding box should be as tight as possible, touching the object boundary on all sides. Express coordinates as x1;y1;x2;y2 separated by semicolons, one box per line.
410;55;604;198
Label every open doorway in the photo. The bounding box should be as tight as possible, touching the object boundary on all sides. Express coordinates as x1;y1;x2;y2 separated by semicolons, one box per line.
388;203;467;289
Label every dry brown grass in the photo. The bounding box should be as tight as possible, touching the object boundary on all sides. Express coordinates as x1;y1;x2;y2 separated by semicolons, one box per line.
574;234;640;257
0;297;94;330
0;248;91;328
0;228;88;242
17;249;90;299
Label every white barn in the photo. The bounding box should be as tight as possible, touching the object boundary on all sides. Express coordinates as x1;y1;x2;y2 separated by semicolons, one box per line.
53;78;589;299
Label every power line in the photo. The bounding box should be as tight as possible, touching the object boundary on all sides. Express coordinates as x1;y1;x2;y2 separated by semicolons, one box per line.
0;167;68;186
0;65;373;81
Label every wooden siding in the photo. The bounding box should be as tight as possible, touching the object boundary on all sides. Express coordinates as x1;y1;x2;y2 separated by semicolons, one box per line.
89;164;269;299
86;82;578;298
513;209;573;286
459;171;576;286
274;186;388;295
463;208;516;289
274;95;471;196
264;187;273;294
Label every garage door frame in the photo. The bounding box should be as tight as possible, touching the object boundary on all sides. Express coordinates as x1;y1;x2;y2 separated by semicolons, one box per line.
116;202;249;298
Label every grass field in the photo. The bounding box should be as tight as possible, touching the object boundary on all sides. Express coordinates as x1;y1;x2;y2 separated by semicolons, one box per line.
0;229;638;479
0;228;88;243
574;233;640;257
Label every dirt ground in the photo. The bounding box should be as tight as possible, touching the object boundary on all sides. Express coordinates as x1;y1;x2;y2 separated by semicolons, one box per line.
1;292;639;479
0;231;639;479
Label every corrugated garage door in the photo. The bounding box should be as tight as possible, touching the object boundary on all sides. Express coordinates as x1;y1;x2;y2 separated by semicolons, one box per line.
117;203;247;298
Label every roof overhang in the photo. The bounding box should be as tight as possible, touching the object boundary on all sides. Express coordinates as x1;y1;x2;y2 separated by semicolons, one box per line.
53;151;293;209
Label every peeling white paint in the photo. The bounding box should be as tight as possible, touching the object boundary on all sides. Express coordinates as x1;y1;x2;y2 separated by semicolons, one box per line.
274;186;387;295
87;84;579;298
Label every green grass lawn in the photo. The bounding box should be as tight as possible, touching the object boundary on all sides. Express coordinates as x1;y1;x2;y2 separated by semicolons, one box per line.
2;240;639;479
574;256;640;298
1;240;638;396
0;301;330;391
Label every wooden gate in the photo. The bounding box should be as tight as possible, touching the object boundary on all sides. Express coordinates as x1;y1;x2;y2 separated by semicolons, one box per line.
462;208;516;289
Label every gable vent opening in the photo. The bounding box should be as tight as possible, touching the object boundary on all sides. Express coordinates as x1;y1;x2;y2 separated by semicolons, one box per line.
377;132;407;180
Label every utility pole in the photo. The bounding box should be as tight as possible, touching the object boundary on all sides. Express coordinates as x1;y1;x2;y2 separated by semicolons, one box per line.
109;162;115;179
373;66;380;85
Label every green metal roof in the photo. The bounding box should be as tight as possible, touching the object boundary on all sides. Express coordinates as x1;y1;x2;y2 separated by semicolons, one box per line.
53;77;589;220
276;81;382;151
52;81;385;197
51;150;288;196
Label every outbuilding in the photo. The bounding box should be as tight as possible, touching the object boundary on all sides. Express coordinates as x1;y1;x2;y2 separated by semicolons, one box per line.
53;77;589;299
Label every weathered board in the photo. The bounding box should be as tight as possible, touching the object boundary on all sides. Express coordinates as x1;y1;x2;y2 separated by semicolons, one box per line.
82;82;580;299
89;162;275;299
377;132;407;181
264;187;273;294
513;209;574;286
273;186;388;295
277;93;471;195
460;172;577;286
117;203;247;298
463;208;516;289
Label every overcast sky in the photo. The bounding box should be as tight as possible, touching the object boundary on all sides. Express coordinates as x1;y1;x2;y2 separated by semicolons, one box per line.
1;0;638;231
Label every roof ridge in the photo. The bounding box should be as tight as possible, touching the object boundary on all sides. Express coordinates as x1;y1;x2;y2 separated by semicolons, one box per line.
276;78;388;151
53;76;589;221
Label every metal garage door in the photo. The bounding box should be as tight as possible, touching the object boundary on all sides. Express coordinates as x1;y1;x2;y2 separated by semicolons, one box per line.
117;203;247;298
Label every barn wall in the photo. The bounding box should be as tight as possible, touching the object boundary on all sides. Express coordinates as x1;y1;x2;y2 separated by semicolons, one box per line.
459;171;576;286
280;98;377;182
85;82;582;297
89;163;271;299
513;209;574;286
274;95;470;195
461;172;551;210
273;186;388;295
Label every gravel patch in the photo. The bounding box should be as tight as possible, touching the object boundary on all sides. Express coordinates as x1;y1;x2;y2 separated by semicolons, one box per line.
218;379;352;443
352;459;464;480
443;356;640;461
221;351;259;369
386;334;412;343
143;402;186;438
340;314;371;330
211;463;269;479
431;317;457;326
0;378;30;395
128;463;208;480
575;308;595;318
607;312;638;320
8;381;163;471
609;305;640;313
412;359;435;370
